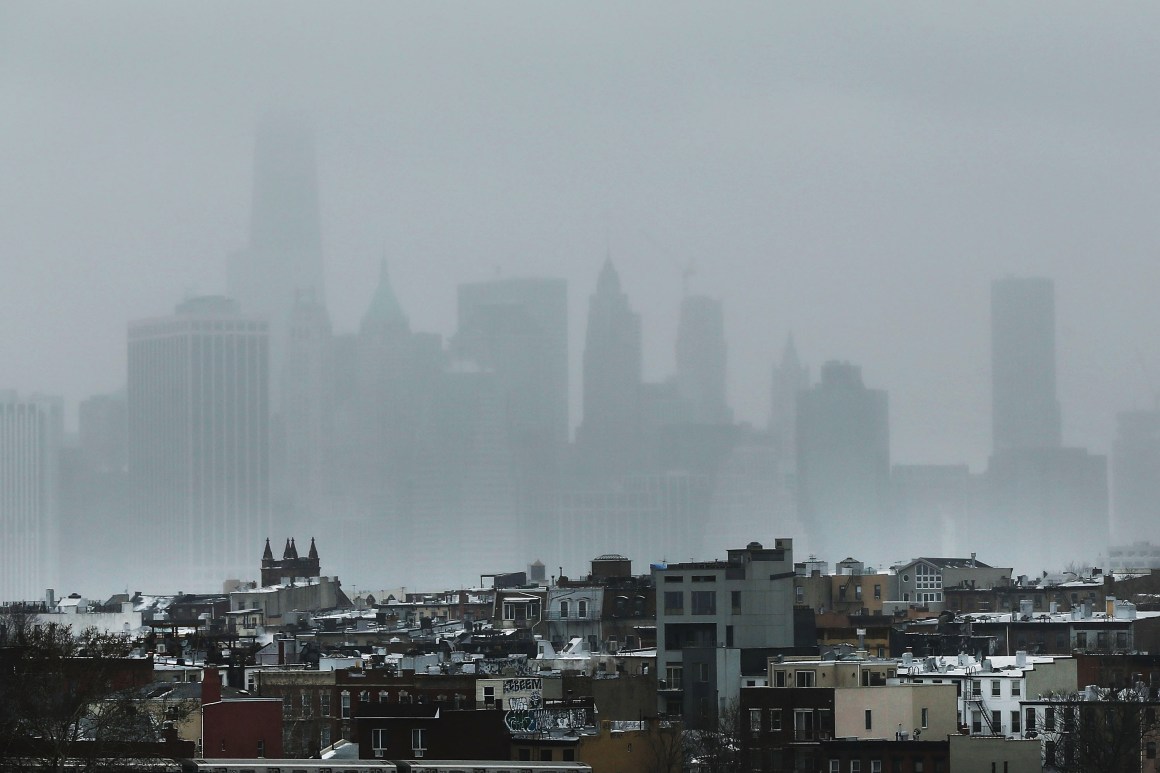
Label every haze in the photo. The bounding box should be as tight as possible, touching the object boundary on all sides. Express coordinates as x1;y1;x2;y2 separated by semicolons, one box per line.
3;3;1160;593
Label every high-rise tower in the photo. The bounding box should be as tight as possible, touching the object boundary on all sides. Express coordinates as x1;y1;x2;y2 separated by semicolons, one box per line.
128;297;270;589
675;295;730;425
0;392;61;602
796;361;889;560
575;259;642;479
228;113;326;400
991;277;1061;453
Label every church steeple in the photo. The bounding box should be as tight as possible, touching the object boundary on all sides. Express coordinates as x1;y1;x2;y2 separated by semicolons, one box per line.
282;538;293;560
307;537;318;560
288;537;299;560
262;538;273;562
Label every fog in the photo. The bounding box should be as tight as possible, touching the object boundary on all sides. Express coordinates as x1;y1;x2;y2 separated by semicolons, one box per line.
3;3;1160;594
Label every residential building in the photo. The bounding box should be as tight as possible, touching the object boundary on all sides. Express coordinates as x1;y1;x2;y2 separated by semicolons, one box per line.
654;540;797;727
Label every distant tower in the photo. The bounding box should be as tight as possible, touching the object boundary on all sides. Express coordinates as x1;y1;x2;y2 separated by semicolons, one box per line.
1111;409;1160;543
991;277;1061;453
0;392;62;602
228;112;326;402
128;297;270;590
675;295;730;425
575;258;642;479
281;289;333;528
770;333;809;470
455;277;569;448
260;536;320;586
796;361;889;559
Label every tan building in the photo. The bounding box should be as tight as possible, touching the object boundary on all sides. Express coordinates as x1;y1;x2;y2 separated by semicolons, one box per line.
766;656;898;689
948;733;1042;773
834;683;957;741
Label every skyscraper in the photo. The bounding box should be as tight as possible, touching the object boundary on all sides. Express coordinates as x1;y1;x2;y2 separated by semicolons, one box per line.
991;277;1061;453
675;295;731;425
1111;409;1160;544
228;113;326;399
796;361;889;560
128;297;270;590
0;392;61;602
575;259;642;480
770;333;808;473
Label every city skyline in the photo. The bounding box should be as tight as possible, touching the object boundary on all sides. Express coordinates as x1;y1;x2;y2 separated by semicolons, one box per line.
6;5;1160;472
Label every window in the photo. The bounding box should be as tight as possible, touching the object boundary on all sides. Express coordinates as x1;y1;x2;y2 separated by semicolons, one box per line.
874;584;882;600
851;763;862;773
915;563;942;590
1010;710;1020;734
370;728;387;755
411;728;426;754
971;680;982;698
796;670;816;687
577;600;588;618
1045;707;1055;731
257;739;265;758
830;761;840;773
664;575;684;583
1045;741;1056;768
796;586;805;604
283;696;293;718
1116;631;1129;649
540;749;552;761
320;692;331;716
1025;707;1036;732
774;670;787;687
732;590;742;613
340;691;351;719
855;585;863;601
519;748;531;761
698;663;710;683
563;749;576;761
559;600;569;618
871;761;882;773
1147;741;1157;760
691;591;716;615
769;708;783;730
1011;680;1020;697
750;709;762;732
1076;631;1088;648
991;710;1002;732
793;709;814;741
971;711;981;733
665;664;683;689
921;708;929;728
320;725;331;748
865;709;873;730
991;680;1001;697
726;625;735;648
664;591;683;614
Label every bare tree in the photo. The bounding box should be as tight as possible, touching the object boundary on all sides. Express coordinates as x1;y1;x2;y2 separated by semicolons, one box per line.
1027;687;1160;773
644;716;689;773
0;617;191;772
688;699;743;773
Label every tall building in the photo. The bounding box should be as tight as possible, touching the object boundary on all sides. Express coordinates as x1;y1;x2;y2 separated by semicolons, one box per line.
770;333;808;474
280;289;333;532
796;361;889;560
455;277;569;448
575;259;642;480
0;392;62;602
128;297;270;590
1110;409;1160;544
228;113;326;401
675;295;731;425
991;277;1061;453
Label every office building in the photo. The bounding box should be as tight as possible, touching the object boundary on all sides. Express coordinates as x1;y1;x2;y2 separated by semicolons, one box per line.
796;361;889;560
1111;409;1160;544
991;277;1061;453
0;392;62;602
575;259;642;480
128;297;270;589
675;295;731;425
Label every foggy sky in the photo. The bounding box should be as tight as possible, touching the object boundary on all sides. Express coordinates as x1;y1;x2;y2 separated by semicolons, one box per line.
4;3;1160;471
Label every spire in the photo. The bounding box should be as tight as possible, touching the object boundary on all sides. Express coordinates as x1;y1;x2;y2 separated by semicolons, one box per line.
262;538;273;562
360;257;410;334
283;538;293;560
308;537;318;560
288;538;299;560
596;257;621;296
781;332;800;369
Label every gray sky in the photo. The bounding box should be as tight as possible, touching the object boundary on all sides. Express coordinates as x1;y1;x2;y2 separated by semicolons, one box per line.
4;2;1160;470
